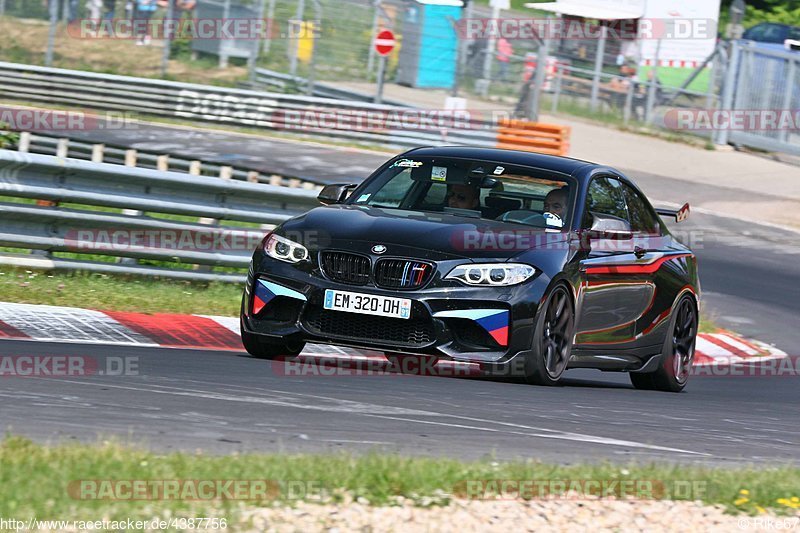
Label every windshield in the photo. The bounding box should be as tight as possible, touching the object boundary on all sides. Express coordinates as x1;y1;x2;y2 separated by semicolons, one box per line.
348;156;576;230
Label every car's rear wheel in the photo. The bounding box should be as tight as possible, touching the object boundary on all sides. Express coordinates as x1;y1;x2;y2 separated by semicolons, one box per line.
524;284;575;386
630;295;697;392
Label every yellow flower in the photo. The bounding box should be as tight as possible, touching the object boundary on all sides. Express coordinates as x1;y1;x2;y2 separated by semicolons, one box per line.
756;506;766;514
739;489;750;495
777;498;790;506
791;497;800;503
734;498;750;506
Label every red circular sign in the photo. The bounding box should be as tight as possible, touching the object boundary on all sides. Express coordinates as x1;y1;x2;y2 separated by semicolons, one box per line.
374;30;396;57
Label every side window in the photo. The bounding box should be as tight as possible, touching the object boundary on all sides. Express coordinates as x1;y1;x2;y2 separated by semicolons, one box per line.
369;169;413;207
621;183;661;235
583;177;628;228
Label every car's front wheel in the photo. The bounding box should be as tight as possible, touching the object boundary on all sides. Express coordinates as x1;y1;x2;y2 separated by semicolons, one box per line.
630;295;697;393
524;284;575;386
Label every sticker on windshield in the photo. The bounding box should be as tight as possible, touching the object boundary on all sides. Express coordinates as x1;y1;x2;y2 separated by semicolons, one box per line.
356;193;371;203
493;166;505;175
431;166;447;181
391;159;423;168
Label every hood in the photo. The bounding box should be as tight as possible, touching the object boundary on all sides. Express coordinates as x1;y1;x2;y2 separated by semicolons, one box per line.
280;205;570;261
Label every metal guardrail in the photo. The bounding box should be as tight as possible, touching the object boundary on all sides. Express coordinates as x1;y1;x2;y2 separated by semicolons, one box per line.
251;68;412;108
0;150;319;282
17;132;320;189
0;61;498;150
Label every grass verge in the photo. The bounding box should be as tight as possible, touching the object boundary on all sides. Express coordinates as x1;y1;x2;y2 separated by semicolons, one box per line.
0;267;242;316
1;436;799;522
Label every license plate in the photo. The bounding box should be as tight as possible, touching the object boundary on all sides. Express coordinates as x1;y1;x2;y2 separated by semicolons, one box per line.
323;289;411;320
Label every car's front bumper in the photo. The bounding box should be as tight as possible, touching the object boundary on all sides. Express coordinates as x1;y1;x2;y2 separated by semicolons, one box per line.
241;255;553;365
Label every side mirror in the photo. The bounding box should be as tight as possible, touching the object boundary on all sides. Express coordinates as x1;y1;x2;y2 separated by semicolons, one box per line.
318;184;357;205
584;213;633;240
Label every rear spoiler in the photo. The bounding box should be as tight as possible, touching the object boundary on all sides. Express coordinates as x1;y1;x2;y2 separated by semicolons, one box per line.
655;203;690;223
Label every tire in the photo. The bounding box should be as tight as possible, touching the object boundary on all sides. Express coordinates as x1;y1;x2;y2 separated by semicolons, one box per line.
630;295;697;393
240;327;305;360
385;353;439;375
524;284;575;386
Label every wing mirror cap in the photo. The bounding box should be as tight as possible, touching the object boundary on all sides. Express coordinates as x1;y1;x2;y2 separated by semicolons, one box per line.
582;214;634;240
318;184;358;205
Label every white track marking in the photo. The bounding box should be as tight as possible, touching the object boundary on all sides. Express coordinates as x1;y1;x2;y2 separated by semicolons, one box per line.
0;302;152;344
25;378;708;456
197;315;240;334
713;334;761;356
364;415;708;456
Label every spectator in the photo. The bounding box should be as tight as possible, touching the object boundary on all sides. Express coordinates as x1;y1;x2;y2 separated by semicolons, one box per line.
65;0;80;22
634;70;662;121
496;37;513;81
87;0;103;23
134;0;158;45
103;0;116;21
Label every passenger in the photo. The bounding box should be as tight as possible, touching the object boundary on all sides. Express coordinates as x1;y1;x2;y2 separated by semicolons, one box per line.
446;184;480;210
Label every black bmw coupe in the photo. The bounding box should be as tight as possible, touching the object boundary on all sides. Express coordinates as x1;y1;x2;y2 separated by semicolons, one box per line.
241;147;699;392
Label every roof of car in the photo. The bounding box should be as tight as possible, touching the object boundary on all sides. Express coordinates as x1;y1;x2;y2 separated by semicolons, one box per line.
403;146;598;178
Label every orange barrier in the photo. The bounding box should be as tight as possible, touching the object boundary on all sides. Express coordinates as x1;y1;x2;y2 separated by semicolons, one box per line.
495;119;571;156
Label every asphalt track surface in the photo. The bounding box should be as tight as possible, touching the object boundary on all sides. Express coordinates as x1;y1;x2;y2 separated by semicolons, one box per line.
3;122;799;465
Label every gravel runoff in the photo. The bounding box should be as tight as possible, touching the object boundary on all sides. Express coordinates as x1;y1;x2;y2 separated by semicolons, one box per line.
240;498;800;532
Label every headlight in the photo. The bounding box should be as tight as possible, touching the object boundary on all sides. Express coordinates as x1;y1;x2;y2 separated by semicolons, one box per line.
445;263;536;286
264;234;309;263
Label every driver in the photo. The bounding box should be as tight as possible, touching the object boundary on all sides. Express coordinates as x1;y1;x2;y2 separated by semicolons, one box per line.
446;184;480;210
543;188;568;219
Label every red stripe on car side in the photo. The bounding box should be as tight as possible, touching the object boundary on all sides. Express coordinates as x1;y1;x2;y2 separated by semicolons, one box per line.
585;253;692;275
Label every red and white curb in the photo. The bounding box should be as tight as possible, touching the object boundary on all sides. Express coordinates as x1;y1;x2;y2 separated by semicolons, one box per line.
0;302;787;368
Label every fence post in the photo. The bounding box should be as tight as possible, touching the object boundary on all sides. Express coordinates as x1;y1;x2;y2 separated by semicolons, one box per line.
623;82;634;125
589;24;607;113
91;144;104;163
121;150;143;220
18;132;31;153
55;138;69;158
528;30;550;122
550;68;563;114
247;171;260;183
779;59;796;144
645;39;662;124
156;154;169;171
716;42;740;146
269;175;283;186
